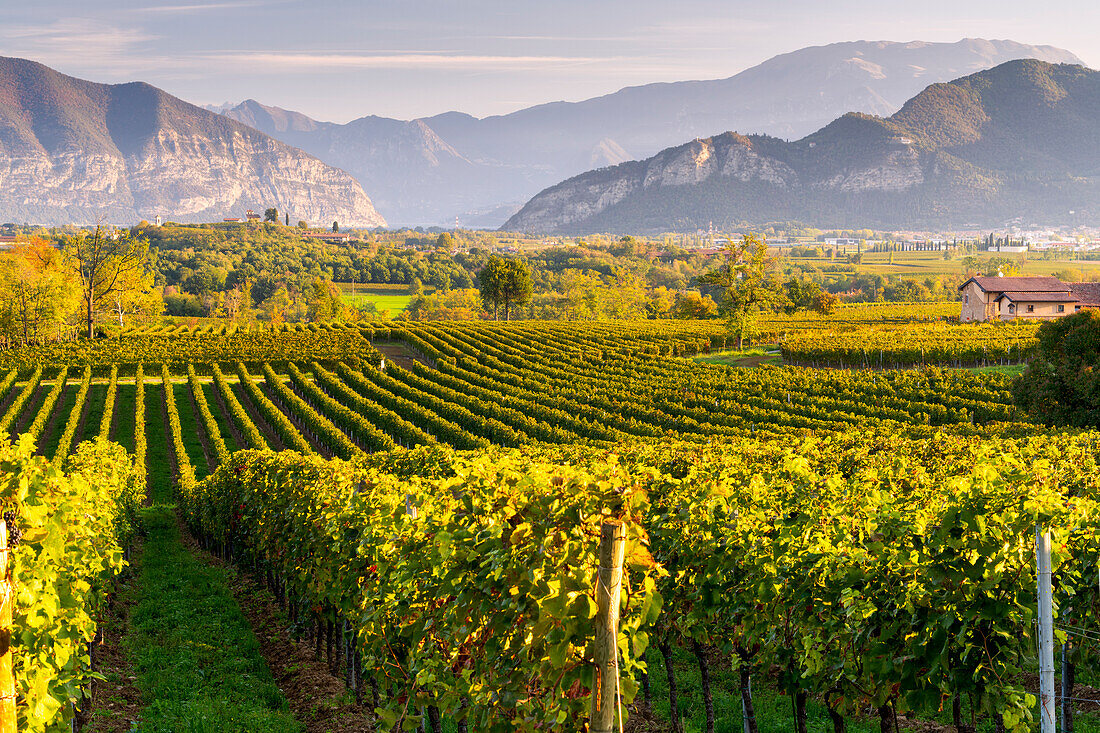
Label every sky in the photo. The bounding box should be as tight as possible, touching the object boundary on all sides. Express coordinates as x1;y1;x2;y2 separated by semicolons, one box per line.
2;0;1098;122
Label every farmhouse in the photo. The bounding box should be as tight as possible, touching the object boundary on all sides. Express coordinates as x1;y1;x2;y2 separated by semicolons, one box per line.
959;274;1100;321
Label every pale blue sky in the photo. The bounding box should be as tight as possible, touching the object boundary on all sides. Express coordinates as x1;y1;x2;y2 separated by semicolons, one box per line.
2;0;1097;121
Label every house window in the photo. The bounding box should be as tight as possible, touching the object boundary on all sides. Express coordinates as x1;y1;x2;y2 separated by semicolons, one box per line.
1008;304;1015;314
1076;306;1082;311
964;294;969;304
1058;304;1065;313
1027;304;1035;313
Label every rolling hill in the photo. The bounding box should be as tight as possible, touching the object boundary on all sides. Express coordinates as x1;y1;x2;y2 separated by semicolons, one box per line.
505;60;1100;234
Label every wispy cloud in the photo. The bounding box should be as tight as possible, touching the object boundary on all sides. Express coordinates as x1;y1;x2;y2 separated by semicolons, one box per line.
0;19;160;74
136;1;273;14
199;51;613;72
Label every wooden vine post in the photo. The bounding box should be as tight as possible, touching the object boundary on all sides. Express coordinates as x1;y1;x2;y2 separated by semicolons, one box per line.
590;521;626;733
0;517;15;733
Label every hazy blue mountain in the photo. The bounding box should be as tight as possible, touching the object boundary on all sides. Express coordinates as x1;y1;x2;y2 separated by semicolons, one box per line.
0;57;385;227
216;39;1079;227
505;60;1100;233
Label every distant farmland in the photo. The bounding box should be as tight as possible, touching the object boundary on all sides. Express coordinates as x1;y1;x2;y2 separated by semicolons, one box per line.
336;283;430;316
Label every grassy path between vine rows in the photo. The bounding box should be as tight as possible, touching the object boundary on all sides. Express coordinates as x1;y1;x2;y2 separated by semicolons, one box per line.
85;383;301;732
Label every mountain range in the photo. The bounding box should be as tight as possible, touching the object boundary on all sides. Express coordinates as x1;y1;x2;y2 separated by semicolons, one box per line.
214;39;1080;227
0;57;385;227
505;59;1100;234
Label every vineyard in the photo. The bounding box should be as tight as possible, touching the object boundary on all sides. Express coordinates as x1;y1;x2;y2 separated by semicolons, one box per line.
781;320;1040;368
0;316;1092;733
0;322;1023;470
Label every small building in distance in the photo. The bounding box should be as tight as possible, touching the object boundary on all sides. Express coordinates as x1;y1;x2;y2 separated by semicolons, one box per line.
301;231;351;243
960;274;1100;321
246;209;261;222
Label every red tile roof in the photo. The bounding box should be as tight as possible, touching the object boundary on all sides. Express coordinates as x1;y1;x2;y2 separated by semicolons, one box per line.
964;276;1069;292
1069;282;1100;307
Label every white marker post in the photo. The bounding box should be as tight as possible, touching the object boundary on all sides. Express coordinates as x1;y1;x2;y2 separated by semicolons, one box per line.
1037;525;1055;733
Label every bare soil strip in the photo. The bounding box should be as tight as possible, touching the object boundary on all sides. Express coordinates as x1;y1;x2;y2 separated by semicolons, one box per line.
80;542;145;733
376;341;431;370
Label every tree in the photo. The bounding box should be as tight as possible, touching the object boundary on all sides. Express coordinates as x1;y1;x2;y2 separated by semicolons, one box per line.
110;267;159;330
646;287;676;319
696;233;787;350
332;221;339;233
285;212;289;226
500;258;533;320
1013;310;1100;427
264;208;279;223
812;291;839;315
673;291;718;319
298;221;308;229
478;255;506;320
61;227;154;338
0;238;79;345
437;232;455;249
783;278;822;313
478;256;532;320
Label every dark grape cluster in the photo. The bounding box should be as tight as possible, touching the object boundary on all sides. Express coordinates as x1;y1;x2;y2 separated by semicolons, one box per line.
3;510;21;548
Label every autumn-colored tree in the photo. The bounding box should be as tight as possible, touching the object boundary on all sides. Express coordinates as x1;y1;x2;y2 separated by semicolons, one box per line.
61;227;155;338
673;291;719;319
812;291;839;315
0;238;79;345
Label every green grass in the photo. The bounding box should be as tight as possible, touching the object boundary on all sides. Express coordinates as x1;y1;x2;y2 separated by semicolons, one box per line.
125;508;301;733
962;364;1027;377
689;346;783;368
81;384;108;443
788;250;1100;281
113;384;136;452
120;382;300;732
335;282;430;316
341;292;414;315
641;644;882;733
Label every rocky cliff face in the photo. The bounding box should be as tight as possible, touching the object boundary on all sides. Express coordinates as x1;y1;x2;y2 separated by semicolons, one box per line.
506;60;1100;234
506;130;923;232
0;58;385;227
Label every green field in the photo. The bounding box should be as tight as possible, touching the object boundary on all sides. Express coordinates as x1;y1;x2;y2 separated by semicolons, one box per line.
336;283;422;315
